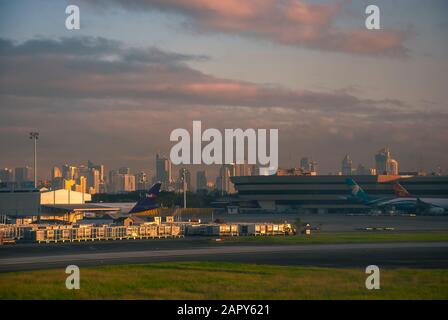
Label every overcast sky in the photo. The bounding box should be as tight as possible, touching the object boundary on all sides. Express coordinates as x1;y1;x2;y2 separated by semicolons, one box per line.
0;0;447;180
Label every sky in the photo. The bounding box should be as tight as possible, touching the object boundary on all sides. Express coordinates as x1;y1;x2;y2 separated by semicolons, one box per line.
0;0;447;181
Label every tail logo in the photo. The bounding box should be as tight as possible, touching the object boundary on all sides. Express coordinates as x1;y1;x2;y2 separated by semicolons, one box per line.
351;185;360;195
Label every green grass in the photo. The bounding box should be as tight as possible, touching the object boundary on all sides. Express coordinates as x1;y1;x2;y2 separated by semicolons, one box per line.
1;262;447;300
221;231;448;245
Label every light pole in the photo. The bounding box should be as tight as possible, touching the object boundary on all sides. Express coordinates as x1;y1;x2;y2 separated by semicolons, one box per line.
29;132;39;188
182;169;187;209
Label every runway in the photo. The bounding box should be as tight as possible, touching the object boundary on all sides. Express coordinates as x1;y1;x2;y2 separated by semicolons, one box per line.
1;241;447;272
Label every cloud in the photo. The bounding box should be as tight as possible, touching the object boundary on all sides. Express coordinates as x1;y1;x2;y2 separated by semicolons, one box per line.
0;37;208;63
0;37;403;114
1;36;446;176
85;0;408;56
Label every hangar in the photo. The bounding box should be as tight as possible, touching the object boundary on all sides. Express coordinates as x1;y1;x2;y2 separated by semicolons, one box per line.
0;185;119;222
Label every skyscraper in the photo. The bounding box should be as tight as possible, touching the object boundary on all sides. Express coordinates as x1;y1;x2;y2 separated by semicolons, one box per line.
300;157;318;175
235;162;251;176
156;154;172;190
388;159;399;175
342;155;353;176
118;167;130;175
76;176;87;193
87;168;100;194
300;157;310;171
62;165;78;180
0;168;13;183
178;168;192;192
196;170;208;191
88;161;105;192
51;166;62;180
118;174;136;193
217;165;234;194
309;160;318;175
136;171;149;191
108;169;136;193
15;166;33;183
109;169;119;193
375;148;399;175
250;164;259;176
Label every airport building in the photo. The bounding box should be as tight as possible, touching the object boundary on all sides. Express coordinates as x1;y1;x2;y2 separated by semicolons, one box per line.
231;175;448;213
0;184;118;222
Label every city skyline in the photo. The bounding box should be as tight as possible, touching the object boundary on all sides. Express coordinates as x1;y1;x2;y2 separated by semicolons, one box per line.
1;1;447;176
1;145;445;196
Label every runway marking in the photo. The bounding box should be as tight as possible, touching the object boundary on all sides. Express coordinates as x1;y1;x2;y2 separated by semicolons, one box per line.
1;242;447;267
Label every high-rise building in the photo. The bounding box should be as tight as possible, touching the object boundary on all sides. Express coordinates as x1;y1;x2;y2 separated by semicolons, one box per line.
300;157;310;171
309;160;318;175
136;171;149;191
117;174;136;193
62;164;69;179
88;161;105;193
251;164;259;176
388;159;399;176
108;169;119;193
15;166;33;183
118;167;130;175
300;157;318;175
375;148;399;175
356;164;376;176
51;166;62;180
75;176;87;193
196;170;208;191
156;154;172;190
235;162;251;176
342;155;353;176
62;165;78;180
0;168;13;183
50;166;63;189
178;168;192;192
217;165;235;194
87;168;100;194
108;169;136;193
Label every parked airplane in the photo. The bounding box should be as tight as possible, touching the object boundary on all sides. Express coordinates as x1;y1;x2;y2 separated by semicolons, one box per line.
83;183;163;219
384;182;447;214
128;182;162;214
346;178;447;214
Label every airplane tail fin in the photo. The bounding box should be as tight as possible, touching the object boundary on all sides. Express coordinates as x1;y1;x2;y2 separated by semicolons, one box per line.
129;183;162;214
392;182;411;197
346;178;370;203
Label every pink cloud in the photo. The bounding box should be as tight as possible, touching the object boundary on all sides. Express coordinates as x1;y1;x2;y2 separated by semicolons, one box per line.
92;0;408;56
285;1;339;26
174;0;267;18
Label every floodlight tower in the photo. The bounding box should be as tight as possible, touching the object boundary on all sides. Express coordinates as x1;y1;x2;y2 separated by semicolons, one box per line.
29;132;39;188
182;169;187;209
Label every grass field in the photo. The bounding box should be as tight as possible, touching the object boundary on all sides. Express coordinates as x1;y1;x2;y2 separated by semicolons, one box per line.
1;262;447;300
222;231;448;245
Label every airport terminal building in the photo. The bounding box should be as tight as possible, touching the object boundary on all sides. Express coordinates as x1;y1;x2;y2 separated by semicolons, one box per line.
231;175;448;213
0;183;119;222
